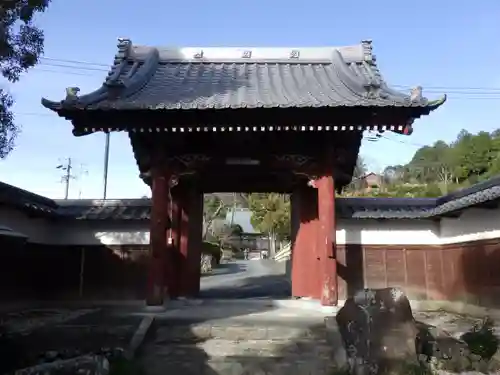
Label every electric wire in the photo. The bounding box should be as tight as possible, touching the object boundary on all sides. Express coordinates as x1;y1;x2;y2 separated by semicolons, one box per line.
11;56;500;149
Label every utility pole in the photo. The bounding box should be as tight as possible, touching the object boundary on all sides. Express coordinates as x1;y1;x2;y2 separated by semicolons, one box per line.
76;164;89;199
103;132;111;199
56;157;76;199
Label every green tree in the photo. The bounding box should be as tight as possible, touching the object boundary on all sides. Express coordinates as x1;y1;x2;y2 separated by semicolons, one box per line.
1;1;51;158
247;193;290;256
358;128;500;198
216;223;244;249
228;223;244;237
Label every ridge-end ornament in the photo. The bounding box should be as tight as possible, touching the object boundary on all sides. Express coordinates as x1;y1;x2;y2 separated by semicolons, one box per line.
410;86;423;102
65;87;80;101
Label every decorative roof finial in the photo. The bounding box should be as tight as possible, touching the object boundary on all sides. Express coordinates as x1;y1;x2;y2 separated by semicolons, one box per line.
361;39;374;62
117;37;131;45
65;87;80;101
410;86;423;101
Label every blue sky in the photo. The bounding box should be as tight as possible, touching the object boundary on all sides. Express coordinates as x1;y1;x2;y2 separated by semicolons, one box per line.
0;0;499;199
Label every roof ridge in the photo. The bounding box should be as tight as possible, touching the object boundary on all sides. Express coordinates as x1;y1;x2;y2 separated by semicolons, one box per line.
103;38;133;87
127;40;374;64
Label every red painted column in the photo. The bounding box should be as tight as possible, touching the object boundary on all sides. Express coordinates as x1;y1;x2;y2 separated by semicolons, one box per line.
178;185;203;297
316;162;338;306
291;186;319;299
167;189;181;299
147;169;168;306
178;188;189;296
187;187;203;296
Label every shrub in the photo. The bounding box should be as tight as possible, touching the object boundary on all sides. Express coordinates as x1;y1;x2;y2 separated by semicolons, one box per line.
461;317;499;361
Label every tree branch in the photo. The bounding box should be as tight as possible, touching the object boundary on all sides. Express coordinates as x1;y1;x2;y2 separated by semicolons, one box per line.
202;200;224;239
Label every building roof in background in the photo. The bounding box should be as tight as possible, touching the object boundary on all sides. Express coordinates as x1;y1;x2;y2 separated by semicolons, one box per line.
2;175;500;221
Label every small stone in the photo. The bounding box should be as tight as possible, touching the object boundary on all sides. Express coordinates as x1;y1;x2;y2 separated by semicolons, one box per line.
469;353;482;362
111;347;125;358
45;350;59;361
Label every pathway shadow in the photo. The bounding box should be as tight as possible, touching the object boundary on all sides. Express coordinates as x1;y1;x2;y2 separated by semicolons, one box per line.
198;274;291;299
137;272;335;374
205;263;248;277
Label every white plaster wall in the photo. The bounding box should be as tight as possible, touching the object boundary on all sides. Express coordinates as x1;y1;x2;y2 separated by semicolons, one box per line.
0;207;56;244
2;205;500;246
337;219;440;245
439;207;500;244
59;221;150;245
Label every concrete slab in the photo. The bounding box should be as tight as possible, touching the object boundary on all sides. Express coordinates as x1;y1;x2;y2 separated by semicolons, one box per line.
126;315;155;360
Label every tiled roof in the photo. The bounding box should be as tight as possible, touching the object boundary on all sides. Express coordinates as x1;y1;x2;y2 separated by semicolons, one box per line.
55;199;151;220
51;197;451;221
41;39;445;116
2;175;500;221
0;182;59;217
56;198;435;221
0;225;28;238
338;198;436;219
428;176;500;217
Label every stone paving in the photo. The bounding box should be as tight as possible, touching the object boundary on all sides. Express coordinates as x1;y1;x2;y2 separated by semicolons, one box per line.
414;309;500;340
137;305;500;375
0;308;98;334
1;307;143;372
141;318;338;375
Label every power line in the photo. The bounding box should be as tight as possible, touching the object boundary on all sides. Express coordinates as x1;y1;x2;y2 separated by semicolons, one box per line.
40;56;109;68
39;61;109;73
35;67;99;77
11;55;500;150
378;134;428;148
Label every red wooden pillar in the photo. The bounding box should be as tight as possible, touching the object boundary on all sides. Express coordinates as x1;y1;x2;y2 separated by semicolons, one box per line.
291;186;320;299
168;189;181;299
316;157;338;306
147;169;168;306
178;185;203;297
178;189;189;296
187;187;203;296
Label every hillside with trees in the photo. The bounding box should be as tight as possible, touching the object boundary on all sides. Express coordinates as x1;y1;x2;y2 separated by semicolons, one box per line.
203;128;498;245
344;129;500;198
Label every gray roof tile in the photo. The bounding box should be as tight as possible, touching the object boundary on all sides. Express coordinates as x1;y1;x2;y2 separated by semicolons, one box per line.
50;177;500;221
3;174;500;222
0;182;59;217
426;176;500;217
54;197;438;221
340;198;437;219
55;199;151;220
41;40;446;114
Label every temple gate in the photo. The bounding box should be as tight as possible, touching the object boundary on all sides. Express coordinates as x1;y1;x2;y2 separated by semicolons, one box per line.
42;39;445;306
